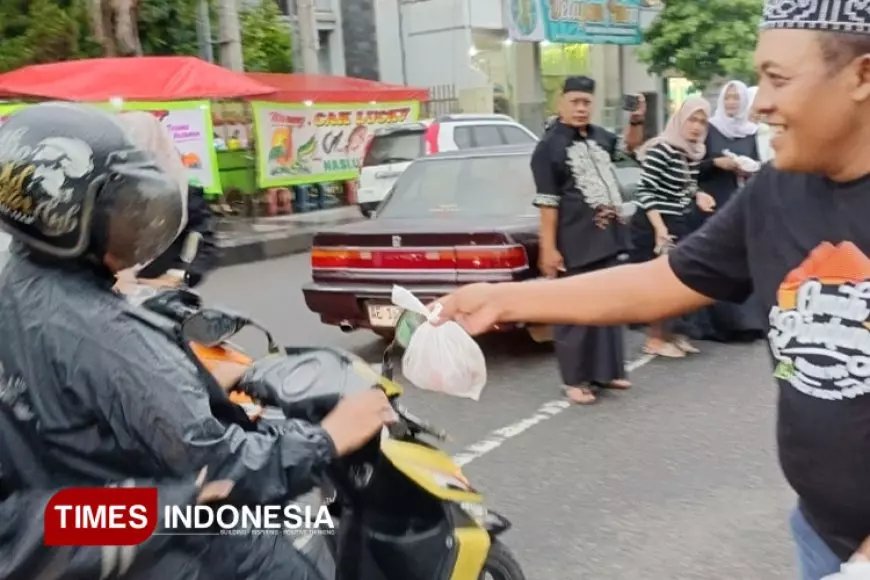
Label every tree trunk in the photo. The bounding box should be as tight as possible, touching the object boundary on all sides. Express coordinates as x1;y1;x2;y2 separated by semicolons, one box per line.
90;0;116;56
112;0;142;56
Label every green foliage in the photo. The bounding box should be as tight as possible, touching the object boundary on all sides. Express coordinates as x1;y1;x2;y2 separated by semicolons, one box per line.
0;0;201;74
138;0;200;56
541;44;589;114
0;0;98;73
240;0;293;73
638;0;763;89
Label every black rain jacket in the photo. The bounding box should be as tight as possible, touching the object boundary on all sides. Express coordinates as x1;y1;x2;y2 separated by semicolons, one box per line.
0;247;331;579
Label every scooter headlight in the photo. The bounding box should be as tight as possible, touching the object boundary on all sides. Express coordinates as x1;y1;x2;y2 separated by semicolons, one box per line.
459;502;488;526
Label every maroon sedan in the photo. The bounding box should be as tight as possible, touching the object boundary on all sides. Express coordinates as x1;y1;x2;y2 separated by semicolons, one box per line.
302;144;641;340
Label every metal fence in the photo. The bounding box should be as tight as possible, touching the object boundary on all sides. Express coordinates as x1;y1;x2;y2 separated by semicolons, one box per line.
422;84;460;118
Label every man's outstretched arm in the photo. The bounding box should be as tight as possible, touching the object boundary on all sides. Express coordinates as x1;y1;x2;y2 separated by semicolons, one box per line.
437;174;757;334
491;256;714;326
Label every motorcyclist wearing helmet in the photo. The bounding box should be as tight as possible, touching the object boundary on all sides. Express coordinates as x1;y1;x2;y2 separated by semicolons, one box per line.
0;102;393;579
113;111;217;289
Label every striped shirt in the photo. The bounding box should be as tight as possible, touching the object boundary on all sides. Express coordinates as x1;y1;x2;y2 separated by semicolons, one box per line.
635;141;700;215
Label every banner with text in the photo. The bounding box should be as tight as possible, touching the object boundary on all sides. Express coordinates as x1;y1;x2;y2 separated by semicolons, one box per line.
507;0;642;44
0;100;220;194
112;101;221;194
251;101;420;188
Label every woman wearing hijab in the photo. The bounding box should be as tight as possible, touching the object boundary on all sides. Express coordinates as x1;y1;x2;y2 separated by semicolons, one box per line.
748;85;775;163
696;80;759;219
631;97;714;357
115;111;217;289
689;81;766;343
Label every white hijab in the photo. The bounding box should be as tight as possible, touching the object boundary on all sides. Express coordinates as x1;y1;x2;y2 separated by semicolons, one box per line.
747;85;774;162
710;80;758;139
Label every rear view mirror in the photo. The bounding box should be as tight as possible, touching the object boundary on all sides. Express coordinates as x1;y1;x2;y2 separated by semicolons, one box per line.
182;308;247;347
394;310;426;349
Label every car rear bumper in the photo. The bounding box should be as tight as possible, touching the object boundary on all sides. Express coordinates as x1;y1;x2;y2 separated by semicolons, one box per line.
303;281;459;332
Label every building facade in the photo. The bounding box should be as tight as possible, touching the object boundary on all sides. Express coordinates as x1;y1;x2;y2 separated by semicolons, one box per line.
278;0;347;75
371;0;665;133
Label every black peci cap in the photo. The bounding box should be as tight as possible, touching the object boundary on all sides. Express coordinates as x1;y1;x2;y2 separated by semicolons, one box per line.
562;75;595;94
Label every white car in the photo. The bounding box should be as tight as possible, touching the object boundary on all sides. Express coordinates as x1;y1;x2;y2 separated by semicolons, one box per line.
356;114;539;216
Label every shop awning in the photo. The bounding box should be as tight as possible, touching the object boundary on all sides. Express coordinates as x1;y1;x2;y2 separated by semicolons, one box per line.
245;73;429;103
0;57;277;101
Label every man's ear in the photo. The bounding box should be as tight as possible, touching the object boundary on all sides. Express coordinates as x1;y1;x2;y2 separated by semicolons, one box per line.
849;54;870;102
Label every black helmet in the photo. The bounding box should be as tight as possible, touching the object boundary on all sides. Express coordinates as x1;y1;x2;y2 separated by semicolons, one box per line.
0;102;185;269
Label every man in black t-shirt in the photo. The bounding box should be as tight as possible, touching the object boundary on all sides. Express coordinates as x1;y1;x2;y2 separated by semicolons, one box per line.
435;3;870;578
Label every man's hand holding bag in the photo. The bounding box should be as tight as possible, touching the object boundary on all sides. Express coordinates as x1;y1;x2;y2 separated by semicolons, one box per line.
391;285;487;400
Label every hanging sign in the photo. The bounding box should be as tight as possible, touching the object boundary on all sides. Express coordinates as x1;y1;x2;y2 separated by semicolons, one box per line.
508;0;643;44
507;0;546;41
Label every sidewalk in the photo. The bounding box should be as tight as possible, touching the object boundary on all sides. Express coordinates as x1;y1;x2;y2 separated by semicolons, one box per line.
215;206;363;267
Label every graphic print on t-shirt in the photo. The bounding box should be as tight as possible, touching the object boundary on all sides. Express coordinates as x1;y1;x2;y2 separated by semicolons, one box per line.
768;241;870;400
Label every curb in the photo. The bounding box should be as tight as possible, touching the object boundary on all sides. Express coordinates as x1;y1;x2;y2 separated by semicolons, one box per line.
215;214;364;267
217;232;317;267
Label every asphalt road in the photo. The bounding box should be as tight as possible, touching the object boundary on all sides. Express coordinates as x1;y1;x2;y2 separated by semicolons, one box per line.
200;253;796;580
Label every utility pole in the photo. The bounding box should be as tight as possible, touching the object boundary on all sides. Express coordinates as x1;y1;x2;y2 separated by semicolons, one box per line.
216;0;244;71
196;0;214;63
296;0;320;74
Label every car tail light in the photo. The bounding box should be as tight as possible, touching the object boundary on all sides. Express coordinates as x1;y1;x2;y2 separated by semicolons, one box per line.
455;245;528;270
423;123;440;155
311;245;528;271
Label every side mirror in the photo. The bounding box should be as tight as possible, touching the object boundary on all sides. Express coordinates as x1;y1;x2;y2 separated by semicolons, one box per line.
181;308;247;347
394;310;426;349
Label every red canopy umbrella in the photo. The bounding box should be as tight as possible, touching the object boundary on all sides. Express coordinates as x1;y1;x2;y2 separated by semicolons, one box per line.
0;56;276;101
245;72;429;103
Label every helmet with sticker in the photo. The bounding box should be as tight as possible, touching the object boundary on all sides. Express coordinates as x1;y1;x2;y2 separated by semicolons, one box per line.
0;102;184;270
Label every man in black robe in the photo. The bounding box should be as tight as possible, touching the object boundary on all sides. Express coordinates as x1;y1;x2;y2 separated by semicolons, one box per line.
530;76;646;404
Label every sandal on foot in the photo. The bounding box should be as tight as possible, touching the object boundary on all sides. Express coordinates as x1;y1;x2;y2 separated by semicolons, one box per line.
602;379;632;390
673;336;700;354
562;386;597;405
643;341;686;358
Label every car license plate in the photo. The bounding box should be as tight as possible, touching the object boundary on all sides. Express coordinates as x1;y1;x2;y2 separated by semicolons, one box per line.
367;304;402;327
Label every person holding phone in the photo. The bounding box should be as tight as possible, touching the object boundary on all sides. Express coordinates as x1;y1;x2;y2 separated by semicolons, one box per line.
530;76;646;405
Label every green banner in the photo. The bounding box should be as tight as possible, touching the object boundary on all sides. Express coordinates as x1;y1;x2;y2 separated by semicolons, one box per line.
0;100;221;194
251;100;421;188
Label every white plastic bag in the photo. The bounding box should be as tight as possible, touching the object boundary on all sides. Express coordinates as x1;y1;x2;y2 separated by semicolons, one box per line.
391;285;487;400
822;562;870;580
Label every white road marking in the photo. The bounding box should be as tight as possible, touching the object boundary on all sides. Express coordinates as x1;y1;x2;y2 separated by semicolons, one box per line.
293;354;657;543
452;353;657;467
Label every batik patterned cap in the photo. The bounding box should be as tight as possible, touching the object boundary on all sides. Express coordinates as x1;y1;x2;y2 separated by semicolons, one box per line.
762;0;870;33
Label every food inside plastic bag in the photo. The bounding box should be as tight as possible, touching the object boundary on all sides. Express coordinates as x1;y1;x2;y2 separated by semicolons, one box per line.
391;285;487;400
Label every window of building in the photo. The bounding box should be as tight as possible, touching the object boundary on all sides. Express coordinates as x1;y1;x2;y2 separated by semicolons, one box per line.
317;30;331;74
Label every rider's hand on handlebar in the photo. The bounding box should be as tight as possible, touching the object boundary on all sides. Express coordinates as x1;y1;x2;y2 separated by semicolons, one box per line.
210;361;249;392
138;273;184;289
195;468;235;504
320;389;397;456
